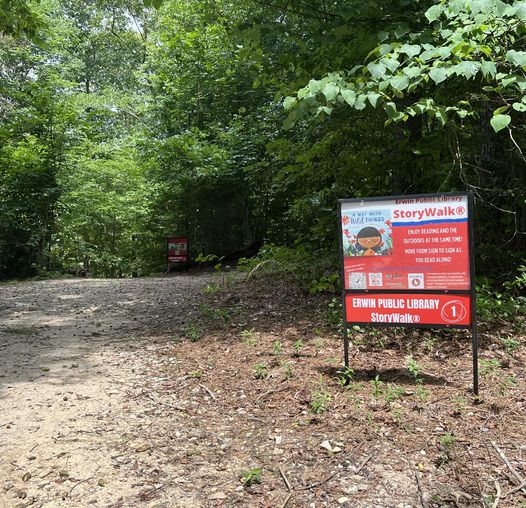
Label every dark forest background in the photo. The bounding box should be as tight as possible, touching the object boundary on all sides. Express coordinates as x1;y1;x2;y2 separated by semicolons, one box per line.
1;0;525;301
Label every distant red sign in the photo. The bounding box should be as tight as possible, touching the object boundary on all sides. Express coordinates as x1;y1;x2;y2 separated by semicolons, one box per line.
167;237;188;264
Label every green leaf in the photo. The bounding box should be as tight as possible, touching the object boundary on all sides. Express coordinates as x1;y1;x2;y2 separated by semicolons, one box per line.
381;58;400;73
425;4;444;22
480;61;497;79
394;24;410;39
506;50;526;67
283;96;297;110
501;75;517;87
454;61;481;80
390;75;410;91
490;114;511;132
322;83;339;101
341;89;356;106
516;77;526;91
354;95;367;110
317;106;333;116
384;102;397;118
400;44;421;58
379;44;392;55
436;46;452;58
367;93;381;107
403;66;422;79
436;107;448;126
494;105;510;115
512;102;526;112
367;62;387;78
516;2;526;20
429;67;449;85
308;79;321;94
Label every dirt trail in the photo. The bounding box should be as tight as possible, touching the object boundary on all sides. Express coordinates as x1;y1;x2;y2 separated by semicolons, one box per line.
0;276;210;508
2;275;525;508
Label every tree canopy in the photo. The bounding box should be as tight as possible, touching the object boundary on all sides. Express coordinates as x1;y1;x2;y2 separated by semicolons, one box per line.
0;0;524;285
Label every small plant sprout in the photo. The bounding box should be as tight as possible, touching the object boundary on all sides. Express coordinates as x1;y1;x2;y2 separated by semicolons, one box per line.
480;358;501;377
415;384;429;402
253;362;268;379
190;370;203;378
384;383;405;403
310;375;331;414
293;339;304;355
314;337;324;354
406;355;421;381
185;324;202;342
241;328;257;346
498;374;517;394
336;365;355;387
272;340;283;354
437;433;456;466
502;336;520;355
282;360;294;380
452;396;466;415
392;408;404;423
370;374;383;398
241;468;262;487
424;335;437;352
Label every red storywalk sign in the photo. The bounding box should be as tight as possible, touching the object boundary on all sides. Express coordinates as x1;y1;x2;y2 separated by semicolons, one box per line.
338;192;479;393
167;236;188;265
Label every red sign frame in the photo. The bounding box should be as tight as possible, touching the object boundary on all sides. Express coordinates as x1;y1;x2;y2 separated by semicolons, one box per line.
338;192;478;394
167;236;188;265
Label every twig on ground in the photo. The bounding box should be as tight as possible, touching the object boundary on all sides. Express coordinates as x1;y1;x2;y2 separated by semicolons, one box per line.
69;476;93;496
492;480;501;508
278;466;292;491
256;386;288;402
282;492;292;508
415;472;425;508
198;384;216;400
503;481;526;497
298;452;374;490
491;441;526;495
355;453;374;474
146;393;187;412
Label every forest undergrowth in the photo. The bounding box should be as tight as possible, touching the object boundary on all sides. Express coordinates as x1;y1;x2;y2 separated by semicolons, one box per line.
153;267;526;507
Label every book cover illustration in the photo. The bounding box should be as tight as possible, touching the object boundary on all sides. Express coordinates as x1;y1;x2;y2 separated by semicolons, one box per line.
342;209;393;257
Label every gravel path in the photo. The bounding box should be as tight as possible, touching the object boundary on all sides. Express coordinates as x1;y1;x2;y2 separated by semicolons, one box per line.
0;275;211;508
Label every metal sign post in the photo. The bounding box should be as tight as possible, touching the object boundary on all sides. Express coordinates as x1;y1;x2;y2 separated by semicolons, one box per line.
337;192;478;395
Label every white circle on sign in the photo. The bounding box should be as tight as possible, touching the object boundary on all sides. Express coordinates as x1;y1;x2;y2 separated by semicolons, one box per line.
440;300;467;324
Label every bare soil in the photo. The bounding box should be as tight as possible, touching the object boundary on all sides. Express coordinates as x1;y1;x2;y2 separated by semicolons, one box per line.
1;273;525;508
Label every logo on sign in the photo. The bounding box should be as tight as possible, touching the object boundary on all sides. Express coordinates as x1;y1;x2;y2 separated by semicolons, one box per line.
368;272;383;287
408;273;425;288
440;300;467;323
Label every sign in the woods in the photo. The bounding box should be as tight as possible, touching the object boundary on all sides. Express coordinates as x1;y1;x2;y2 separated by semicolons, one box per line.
338;192;479;394
167;236;188;266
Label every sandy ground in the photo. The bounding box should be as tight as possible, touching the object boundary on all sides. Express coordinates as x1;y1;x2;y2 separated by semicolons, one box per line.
0;275;210;508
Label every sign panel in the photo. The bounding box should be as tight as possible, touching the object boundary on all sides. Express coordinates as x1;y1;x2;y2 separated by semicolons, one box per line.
338;192;478;393
340;194;470;291
345;293;471;326
167;237;188;264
